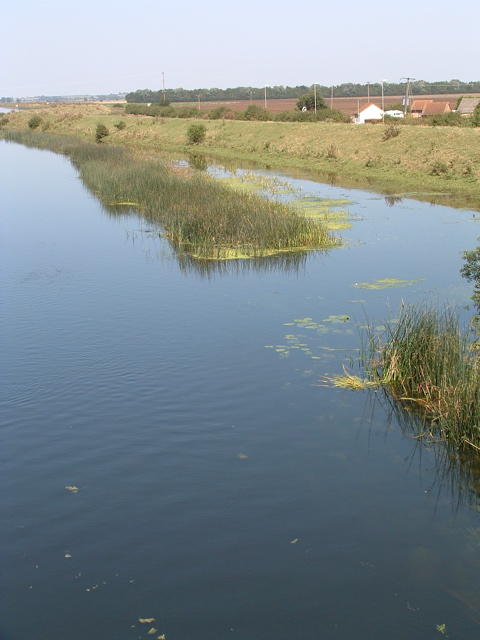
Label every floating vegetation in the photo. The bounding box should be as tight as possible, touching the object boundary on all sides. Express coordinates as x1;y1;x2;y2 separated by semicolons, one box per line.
320;366;379;390
4;130;339;260
353;278;426;290
293;196;356;231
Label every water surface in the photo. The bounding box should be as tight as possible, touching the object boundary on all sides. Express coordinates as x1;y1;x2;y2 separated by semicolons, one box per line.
1;141;479;640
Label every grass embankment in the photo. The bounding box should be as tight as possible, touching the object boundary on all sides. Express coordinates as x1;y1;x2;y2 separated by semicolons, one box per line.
2;103;480;210
2;129;338;259
328;305;480;452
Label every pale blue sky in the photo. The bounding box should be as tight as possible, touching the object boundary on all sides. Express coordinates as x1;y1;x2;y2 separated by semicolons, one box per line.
2;0;479;97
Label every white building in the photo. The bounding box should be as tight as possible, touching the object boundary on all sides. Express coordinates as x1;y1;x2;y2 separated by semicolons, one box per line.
352;103;384;124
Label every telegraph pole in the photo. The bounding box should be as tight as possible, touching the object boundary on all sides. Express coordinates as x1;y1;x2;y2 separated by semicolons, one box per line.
401;77;415;115
162;72;166;104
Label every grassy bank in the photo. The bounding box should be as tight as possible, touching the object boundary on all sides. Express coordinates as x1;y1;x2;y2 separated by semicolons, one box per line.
2;129;338;259
2;103;480;210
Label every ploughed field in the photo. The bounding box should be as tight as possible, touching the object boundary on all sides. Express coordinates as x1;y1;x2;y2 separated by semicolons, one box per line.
182;94;463;116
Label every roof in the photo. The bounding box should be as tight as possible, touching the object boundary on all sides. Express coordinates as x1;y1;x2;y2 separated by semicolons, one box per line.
457;97;480;114
358;102;383;114
422;101;451;115
411;99;433;112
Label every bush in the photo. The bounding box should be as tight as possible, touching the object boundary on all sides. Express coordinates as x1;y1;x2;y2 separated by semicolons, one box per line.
114;121;126;130
238;105;269;121
0;116;9;127
95;123;109;143
28;115;42;130
186;122;206;144
382;123;401;141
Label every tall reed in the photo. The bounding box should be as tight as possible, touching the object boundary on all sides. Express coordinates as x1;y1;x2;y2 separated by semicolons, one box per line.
363;304;479;451
2;130;339;259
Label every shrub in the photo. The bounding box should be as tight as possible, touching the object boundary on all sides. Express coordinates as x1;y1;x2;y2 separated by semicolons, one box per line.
382;123;401;141
239;105;269;121
28;115;42;130
186;122;206;144
0;116;9;127
114;121;126;130
95;123;109;143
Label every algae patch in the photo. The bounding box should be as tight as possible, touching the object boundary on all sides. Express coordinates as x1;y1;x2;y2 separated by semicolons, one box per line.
353;278;426;290
292;196;356;231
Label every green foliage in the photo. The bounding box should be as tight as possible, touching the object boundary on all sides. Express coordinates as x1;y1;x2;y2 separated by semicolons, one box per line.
0;116;9;127
28;115;42;130
186;122;206;144
95;123;109;143
114;121;126;130
472;103;480;127
296;92;326;112
239;105;269;121
461;238;480;311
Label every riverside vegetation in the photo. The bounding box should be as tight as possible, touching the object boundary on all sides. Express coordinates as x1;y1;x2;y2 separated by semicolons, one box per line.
1;101;479;210
2;129;338;259
2;104;479;451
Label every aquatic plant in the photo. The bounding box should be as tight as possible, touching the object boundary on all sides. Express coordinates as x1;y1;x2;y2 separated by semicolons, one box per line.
3;130;339;259
361;304;480;451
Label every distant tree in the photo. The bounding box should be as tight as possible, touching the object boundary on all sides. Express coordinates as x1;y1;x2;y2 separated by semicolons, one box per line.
296;92;326;111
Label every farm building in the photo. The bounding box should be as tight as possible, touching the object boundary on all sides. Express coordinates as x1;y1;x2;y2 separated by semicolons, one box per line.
457;96;480;115
352;103;384;124
410;100;451;117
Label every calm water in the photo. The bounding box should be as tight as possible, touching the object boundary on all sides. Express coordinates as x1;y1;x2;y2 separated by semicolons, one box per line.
1;141;479;640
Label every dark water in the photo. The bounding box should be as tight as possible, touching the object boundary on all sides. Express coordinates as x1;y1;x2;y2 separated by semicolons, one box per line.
1;141;479;640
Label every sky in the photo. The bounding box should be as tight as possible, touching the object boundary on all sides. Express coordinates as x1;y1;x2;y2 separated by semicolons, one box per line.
2;0;479;98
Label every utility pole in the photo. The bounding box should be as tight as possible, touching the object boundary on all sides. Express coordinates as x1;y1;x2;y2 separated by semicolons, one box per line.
162;72;166;104
401;77;415;115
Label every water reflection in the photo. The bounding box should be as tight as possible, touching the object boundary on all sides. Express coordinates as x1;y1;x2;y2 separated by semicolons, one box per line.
376;392;480;511
175;250;309;277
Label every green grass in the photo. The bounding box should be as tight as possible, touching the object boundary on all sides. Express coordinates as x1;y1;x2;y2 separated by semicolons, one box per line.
2;130;338;259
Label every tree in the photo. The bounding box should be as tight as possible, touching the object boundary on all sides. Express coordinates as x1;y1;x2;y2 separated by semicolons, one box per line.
461;238;480;312
296;92;326;112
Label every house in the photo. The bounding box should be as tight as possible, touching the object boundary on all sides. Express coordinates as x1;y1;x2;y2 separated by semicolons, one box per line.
410;99;451;117
457;96;480;116
352;103;384;124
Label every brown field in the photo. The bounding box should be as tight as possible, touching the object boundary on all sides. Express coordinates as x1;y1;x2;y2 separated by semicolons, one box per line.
179;94;464;116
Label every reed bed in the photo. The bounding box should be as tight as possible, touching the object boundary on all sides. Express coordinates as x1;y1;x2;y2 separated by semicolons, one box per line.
362;305;480;451
2;130;338;259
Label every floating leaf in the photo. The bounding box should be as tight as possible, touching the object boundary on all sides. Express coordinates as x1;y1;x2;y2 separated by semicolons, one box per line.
238;453;248;459
147;629;157;635
158;635;166;640
290;538;298;544
139;619;155;624
65;486;79;493
323;315;350;323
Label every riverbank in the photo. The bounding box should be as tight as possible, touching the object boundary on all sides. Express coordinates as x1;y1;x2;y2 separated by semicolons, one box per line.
2;102;480;210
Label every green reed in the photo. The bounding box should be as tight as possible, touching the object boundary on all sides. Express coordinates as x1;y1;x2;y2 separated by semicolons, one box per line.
2;130;338;259
363;304;480;451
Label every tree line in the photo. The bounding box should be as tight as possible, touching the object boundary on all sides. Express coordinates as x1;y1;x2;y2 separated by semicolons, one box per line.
125;80;480;104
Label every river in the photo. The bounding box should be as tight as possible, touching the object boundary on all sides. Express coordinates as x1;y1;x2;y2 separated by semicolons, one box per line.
1;139;479;639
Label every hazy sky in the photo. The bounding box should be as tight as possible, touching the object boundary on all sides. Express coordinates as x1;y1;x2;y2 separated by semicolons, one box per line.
3;0;479;97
